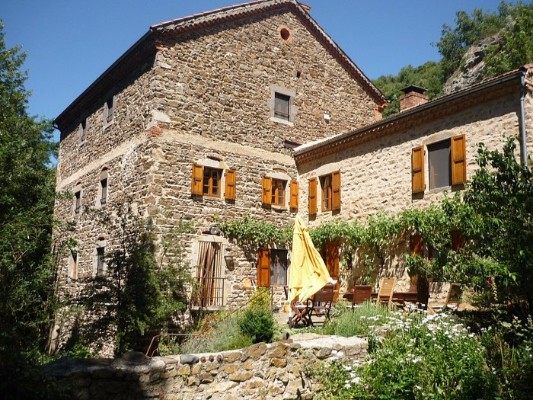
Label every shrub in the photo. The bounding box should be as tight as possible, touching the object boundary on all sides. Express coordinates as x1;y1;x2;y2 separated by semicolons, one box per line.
328;302;391;337
239;307;274;344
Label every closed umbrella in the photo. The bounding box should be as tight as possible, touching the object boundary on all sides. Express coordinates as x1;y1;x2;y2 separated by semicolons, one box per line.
289;216;332;303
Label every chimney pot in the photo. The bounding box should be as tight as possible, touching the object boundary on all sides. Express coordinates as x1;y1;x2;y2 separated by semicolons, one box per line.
400;85;428;111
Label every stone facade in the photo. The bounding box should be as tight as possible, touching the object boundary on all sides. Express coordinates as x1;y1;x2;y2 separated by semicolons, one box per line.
44;335;368;400
295;66;533;291
52;0;384;354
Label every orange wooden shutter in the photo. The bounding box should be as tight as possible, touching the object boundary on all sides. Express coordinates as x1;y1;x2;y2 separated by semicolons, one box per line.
225;169;236;200
262;177;272;206
410;234;423;256
308;177;317;215
412;146;425;194
332;170;341;211
290;180;299;209
191;164;203;195
257;249;270;287
451;134;466;185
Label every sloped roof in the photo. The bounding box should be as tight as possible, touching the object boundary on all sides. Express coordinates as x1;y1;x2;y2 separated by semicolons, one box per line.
55;0;386;131
294;67;527;163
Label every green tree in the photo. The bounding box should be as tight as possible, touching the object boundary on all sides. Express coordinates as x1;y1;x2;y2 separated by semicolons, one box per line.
462;139;532;310
0;21;56;360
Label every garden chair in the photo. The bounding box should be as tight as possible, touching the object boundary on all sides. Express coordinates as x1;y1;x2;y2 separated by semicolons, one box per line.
306;284;336;326
376;277;397;310
427;282;462;314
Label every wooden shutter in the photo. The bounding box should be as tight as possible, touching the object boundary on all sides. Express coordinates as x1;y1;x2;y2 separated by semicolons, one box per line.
412;146;425;194
257;249;270;287
331;170;341;211
225;169;236;201
191;164;203;195
290;180;299;209
451;134;466;185
308;177;318;215
410;234;423;256
262;177;272;206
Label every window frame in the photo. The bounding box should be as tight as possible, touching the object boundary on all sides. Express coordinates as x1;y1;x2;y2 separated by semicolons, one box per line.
96;246;105;277
269;85;297;125
103;96;115;128
428;139;452;190
73;190;82;216
79;118;87;144
202;167;222;198
271;178;287;207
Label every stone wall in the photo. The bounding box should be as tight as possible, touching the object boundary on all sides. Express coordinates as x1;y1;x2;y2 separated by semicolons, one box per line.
44;334;368;400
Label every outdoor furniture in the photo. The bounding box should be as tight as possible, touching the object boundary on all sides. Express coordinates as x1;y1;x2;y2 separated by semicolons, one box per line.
289;301;312;327
376;277;397;309
428;282;462;314
306;284;336;326
346;285;373;309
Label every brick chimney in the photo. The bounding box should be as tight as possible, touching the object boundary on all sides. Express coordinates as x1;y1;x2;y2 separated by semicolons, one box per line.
400;85;428;112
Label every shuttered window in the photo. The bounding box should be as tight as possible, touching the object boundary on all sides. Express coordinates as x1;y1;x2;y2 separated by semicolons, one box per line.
262;176;272;206
308;177;317;215
412;146;425;194
290;180;299;210
451;134;466;185
225;169;236;201
271;179;286;206
257;248;288;287
274;93;290;120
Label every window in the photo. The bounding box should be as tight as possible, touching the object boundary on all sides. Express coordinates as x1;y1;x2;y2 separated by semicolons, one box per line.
100;178;108;205
257;249;288;287
274;93;290;121
79;119;87;144
96;246;105;277
270;85;296;124
203;167;222;197
412;134;466;194
191;163;236;200
74;191;81;215
69;249;78;280
103;97;115;126
262;176;298;209
428;140;451;190
319;170;341;212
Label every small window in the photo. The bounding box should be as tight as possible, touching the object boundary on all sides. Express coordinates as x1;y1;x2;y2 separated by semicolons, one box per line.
319;170;341;212
96;246;105;277
100;178;108;205
428;139;451;190
271;179;287;207
203;167;222;197
104;97;115;125
274;93;290;121
69;249;78;280
79;119;87;143
74;191;81;215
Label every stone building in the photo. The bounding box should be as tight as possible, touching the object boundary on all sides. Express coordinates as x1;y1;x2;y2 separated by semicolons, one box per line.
295;65;533;291
52;0;386;352
52;0;532;355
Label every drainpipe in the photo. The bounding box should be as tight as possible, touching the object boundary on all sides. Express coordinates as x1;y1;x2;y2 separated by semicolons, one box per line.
519;69;528;166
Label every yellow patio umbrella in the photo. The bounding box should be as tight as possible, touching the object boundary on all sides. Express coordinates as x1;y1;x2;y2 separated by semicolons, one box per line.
289;216;332;303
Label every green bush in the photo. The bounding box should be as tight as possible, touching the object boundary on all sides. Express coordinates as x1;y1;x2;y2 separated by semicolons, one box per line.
238;307;274;344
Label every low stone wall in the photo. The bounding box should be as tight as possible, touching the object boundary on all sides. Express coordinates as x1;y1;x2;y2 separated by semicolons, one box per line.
44;334;367;399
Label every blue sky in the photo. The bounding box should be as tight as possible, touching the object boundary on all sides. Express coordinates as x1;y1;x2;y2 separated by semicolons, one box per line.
3;0;522;131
